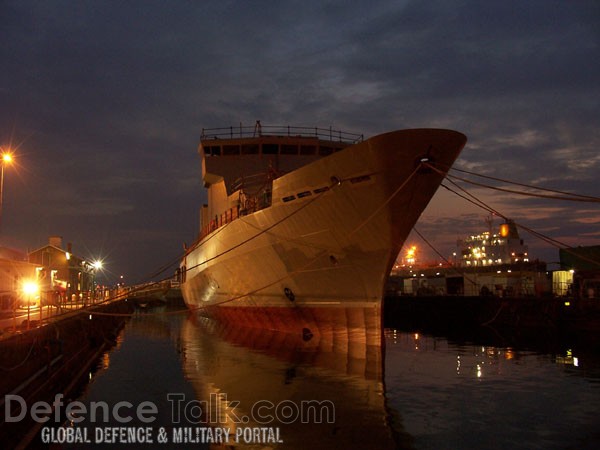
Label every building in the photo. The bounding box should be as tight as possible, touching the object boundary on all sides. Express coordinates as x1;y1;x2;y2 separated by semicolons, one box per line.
558;245;600;298
28;236;96;303
457;219;529;267
0;247;41;311
388;261;549;297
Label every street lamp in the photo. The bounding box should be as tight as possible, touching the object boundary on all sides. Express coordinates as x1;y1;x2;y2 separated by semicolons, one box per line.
92;260;103;302
0;150;14;233
22;279;39;329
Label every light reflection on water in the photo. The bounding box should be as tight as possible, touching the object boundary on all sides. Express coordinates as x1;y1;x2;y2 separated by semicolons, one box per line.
61;307;600;450
384;329;600;450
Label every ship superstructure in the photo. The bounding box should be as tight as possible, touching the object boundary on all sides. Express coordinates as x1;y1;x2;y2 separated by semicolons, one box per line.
458;219;529;267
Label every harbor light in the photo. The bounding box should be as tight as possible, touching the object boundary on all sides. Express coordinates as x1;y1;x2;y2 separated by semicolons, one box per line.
0;149;14;232
406;245;417;265
22;280;40;296
22;279;40;308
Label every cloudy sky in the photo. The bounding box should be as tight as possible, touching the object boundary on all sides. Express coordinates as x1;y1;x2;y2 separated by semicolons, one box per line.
1;0;598;283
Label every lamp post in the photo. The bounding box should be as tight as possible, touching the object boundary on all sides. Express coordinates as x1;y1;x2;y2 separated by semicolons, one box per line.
0;151;13;233
92;260;103;303
22;280;39;330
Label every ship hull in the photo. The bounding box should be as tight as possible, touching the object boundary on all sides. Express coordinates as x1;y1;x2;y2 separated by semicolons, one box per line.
181;129;465;327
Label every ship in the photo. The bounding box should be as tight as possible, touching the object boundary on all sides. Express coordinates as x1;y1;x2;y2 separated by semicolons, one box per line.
180;122;466;332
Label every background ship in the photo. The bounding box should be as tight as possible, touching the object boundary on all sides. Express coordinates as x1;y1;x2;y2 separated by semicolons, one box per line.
180;122;466;330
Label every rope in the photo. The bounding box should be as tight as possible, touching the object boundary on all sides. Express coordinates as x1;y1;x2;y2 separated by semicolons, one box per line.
440;180;600;268
412;228;478;287
449;166;600;201
481;302;506;326
80;163;428;316
72;177;346;317
426;162;600;203
0;338;37;371
348;165;421;237
191;170;423;309
182;177;344;275
447;172;600;202
133;218;237;286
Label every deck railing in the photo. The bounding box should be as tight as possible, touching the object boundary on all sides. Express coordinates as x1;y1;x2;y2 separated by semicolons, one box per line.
200;123;363;144
197;205;240;242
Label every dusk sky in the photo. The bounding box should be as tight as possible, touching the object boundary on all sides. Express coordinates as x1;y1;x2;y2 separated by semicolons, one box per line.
1;0;598;284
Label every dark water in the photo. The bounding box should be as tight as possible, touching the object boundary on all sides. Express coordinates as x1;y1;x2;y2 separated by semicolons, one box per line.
384;329;600;450
47;306;600;449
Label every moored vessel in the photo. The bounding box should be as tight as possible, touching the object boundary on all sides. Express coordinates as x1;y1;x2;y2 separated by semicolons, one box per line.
180;122;466;331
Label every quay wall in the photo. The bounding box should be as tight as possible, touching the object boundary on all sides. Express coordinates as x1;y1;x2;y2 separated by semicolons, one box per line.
0;300;133;449
384;295;600;332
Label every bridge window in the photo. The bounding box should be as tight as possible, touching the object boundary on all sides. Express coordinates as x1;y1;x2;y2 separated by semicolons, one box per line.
281;144;298;155
206;145;221;156
262;144;279;155
242;144;259;154
223;145;241;155
300;145;316;155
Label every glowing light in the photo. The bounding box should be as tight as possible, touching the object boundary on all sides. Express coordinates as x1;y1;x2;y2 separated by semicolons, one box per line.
93;260;103;270
405;245;417;265
2;153;12;164
22;280;39;296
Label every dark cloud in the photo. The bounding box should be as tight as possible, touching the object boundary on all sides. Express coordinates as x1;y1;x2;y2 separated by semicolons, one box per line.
0;0;598;281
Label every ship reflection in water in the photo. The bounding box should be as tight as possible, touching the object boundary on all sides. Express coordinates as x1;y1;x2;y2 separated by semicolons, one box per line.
180;306;410;449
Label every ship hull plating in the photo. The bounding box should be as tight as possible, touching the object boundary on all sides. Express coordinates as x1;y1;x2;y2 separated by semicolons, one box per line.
181;129;466;325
